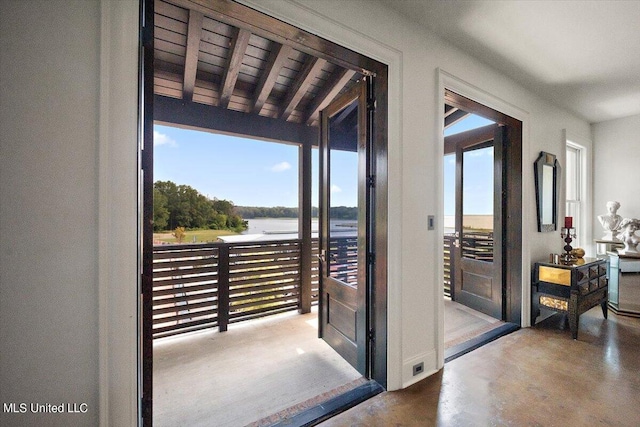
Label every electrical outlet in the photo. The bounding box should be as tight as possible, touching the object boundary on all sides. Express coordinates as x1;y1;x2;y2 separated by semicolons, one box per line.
412;362;424;376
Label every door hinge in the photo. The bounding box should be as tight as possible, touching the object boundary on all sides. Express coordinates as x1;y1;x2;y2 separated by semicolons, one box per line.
367;175;376;188
368;329;375;341
367;97;376;112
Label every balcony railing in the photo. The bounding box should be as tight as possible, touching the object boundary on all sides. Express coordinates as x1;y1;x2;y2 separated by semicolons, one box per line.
154;230;491;339
444;231;493;299
152;238;328;339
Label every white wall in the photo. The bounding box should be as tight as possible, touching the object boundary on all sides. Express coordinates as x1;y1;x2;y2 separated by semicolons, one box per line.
592;114;640;237
0;1;100;425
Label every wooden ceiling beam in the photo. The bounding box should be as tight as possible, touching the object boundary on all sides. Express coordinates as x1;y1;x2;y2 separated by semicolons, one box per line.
444;124;497;155
444;104;457;117
219;27;251;109
183;9;204;102
331;99;358;130
252;43;292;114
154;94;318;146
280;56;326;121
444;108;470;129
304;68;357;125
445;89;521;127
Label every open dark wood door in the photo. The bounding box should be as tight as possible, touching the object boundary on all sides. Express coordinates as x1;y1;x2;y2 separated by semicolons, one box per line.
141;0;154;424
319;79;370;375
453;124;505;319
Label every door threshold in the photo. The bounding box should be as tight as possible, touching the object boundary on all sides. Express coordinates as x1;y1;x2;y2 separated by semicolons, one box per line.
444;322;519;363
267;380;384;427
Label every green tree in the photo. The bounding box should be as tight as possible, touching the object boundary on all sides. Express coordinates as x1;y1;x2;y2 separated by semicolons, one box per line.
153;180;248;233
153;188;169;231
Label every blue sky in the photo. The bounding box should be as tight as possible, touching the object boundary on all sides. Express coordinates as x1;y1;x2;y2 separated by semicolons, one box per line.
444;115;495;215
155;113;492;210
154;125;356;207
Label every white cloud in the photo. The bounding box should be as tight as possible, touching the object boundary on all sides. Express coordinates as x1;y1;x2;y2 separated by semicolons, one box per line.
468;148;493;157
270;161;292;172
331;184;342;193
154;130;177;147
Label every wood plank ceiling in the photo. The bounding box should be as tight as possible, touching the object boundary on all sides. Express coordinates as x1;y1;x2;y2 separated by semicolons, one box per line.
153;0;362;129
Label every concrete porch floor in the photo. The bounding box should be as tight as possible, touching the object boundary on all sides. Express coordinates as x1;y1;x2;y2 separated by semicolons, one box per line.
153;308;362;427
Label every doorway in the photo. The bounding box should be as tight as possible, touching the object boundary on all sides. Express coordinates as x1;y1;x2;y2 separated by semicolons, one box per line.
140;1;388;425
443;89;522;356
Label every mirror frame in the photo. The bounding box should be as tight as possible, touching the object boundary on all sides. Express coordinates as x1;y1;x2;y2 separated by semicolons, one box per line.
534;151;560;232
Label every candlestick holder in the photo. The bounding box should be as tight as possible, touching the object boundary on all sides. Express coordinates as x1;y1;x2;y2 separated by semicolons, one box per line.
560;227;577;263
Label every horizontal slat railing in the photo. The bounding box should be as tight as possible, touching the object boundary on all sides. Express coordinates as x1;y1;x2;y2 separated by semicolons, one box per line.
328;237;358;285
227;240;301;325
444;234;455;299
443;230;494;300
153;243;220;338
461;231;494;261
311;238;320;304
152;236;357;339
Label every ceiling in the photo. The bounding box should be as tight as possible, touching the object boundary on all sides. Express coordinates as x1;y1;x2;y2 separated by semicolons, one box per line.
154;0;363;131
379;0;640;124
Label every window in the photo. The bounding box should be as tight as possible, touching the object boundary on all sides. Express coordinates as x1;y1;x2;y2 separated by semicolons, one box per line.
566;142;584;248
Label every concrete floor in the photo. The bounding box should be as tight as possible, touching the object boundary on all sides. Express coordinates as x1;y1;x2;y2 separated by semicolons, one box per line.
444;300;502;349
153;309;362;427
320;308;640;426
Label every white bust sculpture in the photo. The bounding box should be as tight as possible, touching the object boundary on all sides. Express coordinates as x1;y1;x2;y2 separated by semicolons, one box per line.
617;218;640;256
597;201;623;241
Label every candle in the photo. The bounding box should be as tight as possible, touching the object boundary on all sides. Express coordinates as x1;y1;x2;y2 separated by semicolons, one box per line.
565;216;573;228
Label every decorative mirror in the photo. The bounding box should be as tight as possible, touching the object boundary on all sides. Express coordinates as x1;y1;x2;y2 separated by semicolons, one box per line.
534;151;560;232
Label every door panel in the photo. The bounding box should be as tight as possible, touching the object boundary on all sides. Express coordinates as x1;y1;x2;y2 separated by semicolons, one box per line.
319;79;368;374
454;125;505;319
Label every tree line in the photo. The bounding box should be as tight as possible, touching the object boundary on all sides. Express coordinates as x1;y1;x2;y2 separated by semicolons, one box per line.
236;205;357;220
153;181;247;232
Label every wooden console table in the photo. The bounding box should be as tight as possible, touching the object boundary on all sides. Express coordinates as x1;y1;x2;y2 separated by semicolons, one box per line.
532;257;608;339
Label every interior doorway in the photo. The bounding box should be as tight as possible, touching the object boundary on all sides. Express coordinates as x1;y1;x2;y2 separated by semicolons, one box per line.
442;89;522;358
140;1;388;425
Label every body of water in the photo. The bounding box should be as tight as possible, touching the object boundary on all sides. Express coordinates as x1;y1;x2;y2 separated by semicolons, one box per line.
243;218;357;235
245;216;492;236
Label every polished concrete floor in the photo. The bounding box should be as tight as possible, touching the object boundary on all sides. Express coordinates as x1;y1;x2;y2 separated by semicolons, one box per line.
320;308;640;426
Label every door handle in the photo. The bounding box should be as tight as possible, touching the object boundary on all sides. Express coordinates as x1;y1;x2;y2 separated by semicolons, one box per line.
317;250;326;264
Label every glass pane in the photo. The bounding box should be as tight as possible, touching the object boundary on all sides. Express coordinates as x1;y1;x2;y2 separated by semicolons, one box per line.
462;145;493;261
566;146;578;201
328;98;359;286
566;201;580;247
443;154;455;234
